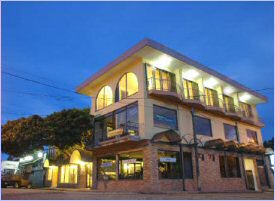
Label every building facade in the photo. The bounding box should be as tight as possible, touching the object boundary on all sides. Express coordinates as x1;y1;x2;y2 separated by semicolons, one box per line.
74;38;273;192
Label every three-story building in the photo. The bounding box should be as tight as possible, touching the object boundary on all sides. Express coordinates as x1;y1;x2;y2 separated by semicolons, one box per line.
76;38;273;192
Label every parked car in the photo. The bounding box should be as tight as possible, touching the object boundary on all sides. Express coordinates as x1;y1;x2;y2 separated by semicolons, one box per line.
1;171;32;188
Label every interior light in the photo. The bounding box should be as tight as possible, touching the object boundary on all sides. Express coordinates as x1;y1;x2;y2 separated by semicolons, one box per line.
19;158;24;162
240;93;251;102
183;69;199;80
204;78;218;88
224;86;234;95
37;152;43;158
154;55;172;68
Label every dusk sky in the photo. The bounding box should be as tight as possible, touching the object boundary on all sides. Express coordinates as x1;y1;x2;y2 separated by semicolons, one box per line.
1;1;274;159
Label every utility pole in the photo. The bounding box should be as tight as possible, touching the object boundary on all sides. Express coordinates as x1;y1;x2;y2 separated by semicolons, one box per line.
191;107;201;191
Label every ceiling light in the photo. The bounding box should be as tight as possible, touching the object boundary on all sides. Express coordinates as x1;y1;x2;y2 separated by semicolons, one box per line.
224;86;234;95
154;55;172;68
37;152;43;158
183;69;199;80
240;93;251;102
204;78;218;88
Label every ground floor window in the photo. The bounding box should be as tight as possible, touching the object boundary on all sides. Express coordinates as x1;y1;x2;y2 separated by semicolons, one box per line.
119;151;143;179
47;167;53;180
97;155;116;180
158;150;180;179
219;155;241;178
60;164;78;184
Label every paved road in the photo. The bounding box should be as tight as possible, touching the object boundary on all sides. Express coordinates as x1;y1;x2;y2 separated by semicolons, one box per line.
1;188;274;200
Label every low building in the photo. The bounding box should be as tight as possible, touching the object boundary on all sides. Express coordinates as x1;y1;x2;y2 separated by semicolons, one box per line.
66;38;272;192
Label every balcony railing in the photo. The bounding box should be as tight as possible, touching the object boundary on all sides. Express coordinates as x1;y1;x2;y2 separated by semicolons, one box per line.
147;77;176;93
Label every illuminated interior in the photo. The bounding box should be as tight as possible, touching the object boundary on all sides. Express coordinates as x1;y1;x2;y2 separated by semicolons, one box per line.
60;164;78;184
96;86;113;110
116;72;138;100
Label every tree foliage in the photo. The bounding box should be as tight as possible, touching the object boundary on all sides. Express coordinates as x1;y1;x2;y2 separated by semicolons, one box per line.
1;108;93;157
1;115;45;156
263;137;274;150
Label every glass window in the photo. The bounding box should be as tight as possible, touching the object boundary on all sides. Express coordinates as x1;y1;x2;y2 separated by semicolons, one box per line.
223;95;235;113
183;79;200;100
183;152;193;179
126;103;139;135
247;129;258;144
239;102;253;118
96;86;113;111
205;88;219;107
119;151;143;180
116;73;138;101
219;155;241;178
224;124;238;141
97;155;116;180
47;167;53;180
60;164;78;184
153;105;178;130
146;64;176;92
158;151;180;179
194;116;212;136
116;109;127;129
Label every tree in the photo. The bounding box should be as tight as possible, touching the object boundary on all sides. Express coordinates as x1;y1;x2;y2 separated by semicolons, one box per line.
1;115;45;157
263;137;274;150
44;108;93;150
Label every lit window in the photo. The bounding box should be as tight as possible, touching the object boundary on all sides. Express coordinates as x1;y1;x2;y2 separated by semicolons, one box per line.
97;155;116;180
96;86;113;111
223;95;235;113
224;124;238;141
60;164;78;184
47;167;53;180
116;73;138;101
239;102;253;118
205;88;219;107
219;155;241;178
183;79;200;100
247;129;258;144
119;151;143;180
158;151;180;179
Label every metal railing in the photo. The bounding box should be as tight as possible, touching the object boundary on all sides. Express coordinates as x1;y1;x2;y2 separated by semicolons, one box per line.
147;77;177;93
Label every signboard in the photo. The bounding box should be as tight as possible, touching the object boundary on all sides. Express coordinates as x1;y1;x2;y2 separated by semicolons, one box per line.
1;161;19;171
101;162;113;168
122;159;136;164
160;157;177;163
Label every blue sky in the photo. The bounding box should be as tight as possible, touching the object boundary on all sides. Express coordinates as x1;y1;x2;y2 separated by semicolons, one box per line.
1;2;274;159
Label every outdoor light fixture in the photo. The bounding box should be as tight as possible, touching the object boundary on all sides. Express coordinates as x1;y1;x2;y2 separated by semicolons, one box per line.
154;55;172;68
37;152;43;158
183;69;199;80
224;86;234;95
204;77;218;88
240;93;251;102
24;155;34;161
19;158;24;162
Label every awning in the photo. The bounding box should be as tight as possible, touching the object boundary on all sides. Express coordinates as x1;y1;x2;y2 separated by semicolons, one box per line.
151;130;181;144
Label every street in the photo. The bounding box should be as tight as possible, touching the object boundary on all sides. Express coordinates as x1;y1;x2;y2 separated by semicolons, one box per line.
1;188;274;200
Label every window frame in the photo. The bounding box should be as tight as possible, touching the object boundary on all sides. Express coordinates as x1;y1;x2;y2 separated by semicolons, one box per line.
153;104;178;130
246;129;258;144
219;155;241;178
96;85;113;111
223;123;238;141
158;150;181;179
193;115;213;137
115;72;139;102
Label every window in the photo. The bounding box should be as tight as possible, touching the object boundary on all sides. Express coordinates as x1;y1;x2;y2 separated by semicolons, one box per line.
247;129;258;144
183;152;193;179
153;105;178;130
97;155;116;180
224;124;238;141
205;88;219;107
96;86;113;111
119;151;143;179
158;151;180;179
116;72;138;101
223;95;235;113
219;155;241;178
183;79;200;100
146;64;176;92
193;116;212;136
239;102;253;118
60;164;78;184
47;167;53;180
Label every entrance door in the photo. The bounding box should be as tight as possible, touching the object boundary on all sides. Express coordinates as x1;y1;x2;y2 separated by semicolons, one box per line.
86;164;92;188
246;170;255;190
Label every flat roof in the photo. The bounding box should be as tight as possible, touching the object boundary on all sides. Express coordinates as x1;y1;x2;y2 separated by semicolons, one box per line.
76;38;267;102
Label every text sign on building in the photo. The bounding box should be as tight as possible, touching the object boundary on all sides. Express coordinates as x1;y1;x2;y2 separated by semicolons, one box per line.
122;159;136;164
101;162;113;167
160;157;176;163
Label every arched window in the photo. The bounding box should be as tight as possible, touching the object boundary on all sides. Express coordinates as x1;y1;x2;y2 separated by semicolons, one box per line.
116;72;138;101
96;86;113;110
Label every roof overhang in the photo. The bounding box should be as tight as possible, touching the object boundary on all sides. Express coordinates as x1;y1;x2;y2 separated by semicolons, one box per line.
76;38;267;103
